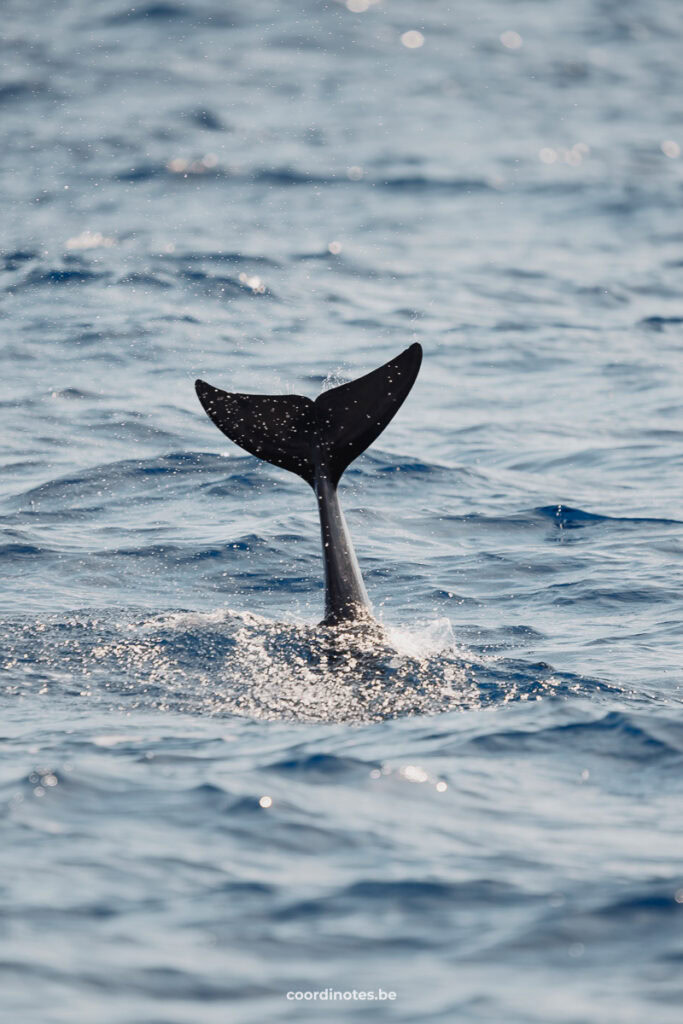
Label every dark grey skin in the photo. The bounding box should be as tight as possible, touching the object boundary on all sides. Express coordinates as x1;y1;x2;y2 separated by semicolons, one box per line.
195;343;422;625
314;463;371;625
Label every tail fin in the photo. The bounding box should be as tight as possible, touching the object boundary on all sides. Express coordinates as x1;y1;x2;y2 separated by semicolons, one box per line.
195;342;422;487
194;382;317;485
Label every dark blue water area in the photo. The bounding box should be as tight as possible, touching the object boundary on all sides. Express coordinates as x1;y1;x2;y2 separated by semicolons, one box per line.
2;1;683;1021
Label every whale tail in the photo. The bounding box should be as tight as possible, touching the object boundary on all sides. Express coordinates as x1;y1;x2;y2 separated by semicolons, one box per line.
195;342;422;486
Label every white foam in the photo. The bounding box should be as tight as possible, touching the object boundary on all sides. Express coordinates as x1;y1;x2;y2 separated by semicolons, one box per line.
383;616;457;659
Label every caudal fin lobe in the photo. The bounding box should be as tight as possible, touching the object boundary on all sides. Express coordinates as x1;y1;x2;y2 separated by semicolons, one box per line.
195;342;422;485
194;382;317;485
314;341;422;485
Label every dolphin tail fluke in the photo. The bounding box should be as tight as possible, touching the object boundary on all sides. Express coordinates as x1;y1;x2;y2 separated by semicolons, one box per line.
195;342;422;486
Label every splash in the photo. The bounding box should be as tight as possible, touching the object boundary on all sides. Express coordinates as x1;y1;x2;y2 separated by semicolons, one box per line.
0;609;600;724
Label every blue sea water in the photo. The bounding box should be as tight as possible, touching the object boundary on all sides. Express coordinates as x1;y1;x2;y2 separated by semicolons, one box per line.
2;0;683;1020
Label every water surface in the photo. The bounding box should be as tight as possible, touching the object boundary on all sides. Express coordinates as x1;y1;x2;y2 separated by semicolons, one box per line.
2;1;683;1021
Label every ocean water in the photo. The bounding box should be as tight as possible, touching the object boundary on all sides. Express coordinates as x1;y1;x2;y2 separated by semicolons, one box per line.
2;0;683;1021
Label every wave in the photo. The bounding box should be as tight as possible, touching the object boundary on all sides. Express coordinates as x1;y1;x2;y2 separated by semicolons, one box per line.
2;256;275;301
2;249;39;270
275;877;525;924
0;541;48;558
6;451;242;509
432;505;682;534
465;709;683;761
180;251;278;267
0;80;59;105
8;267;110;291
104;3;241;27
179;267;273;298
5;449;461;514
639;315;683;331
112;161;497;191
533;505;682;529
